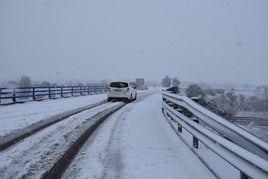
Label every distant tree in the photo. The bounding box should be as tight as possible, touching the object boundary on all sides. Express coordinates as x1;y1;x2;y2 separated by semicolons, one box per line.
51;83;58;87
40;81;51;87
186;84;204;98
225;89;238;107
16;75;32;99
204;88;216;96
211;95;238;118
18;75;32;87
264;99;268;111
162;75;171;87
215;89;225;94
238;94;245;103
172;77;180;87
100;80;109;85
75;82;84;86
4;81;19;88
248;96;261;112
237;94;248;110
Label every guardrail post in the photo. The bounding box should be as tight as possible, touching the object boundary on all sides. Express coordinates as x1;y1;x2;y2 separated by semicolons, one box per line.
71;87;74;96
87;86;90;94
33;87;36;100
178;123;182;133
61;87;63;98
193;118;199;148
12;88;16;102
240;172;250;179
80;86;82;95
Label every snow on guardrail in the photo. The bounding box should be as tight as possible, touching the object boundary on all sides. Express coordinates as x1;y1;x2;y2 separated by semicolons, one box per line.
161;91;268;179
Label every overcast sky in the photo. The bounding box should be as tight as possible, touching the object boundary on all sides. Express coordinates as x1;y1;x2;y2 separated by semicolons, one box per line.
0;0;268;85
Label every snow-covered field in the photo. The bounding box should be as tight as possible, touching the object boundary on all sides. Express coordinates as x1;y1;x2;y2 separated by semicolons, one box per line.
0;90;223;178
0;94;108;138
239;124;268;143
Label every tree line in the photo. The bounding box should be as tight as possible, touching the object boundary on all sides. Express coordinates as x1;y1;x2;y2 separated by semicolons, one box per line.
0;75;109;88
161;75;180;87
161;75;268;118
185;84;268;118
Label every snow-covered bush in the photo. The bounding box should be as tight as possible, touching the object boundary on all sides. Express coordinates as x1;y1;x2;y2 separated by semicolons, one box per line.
186;84;204;98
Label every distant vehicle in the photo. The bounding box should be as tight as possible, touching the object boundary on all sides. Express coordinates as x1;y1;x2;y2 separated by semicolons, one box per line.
107;81;137;102
165;86;180;94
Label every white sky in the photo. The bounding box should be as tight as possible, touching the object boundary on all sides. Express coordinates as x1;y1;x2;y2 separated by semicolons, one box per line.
0;0;268;85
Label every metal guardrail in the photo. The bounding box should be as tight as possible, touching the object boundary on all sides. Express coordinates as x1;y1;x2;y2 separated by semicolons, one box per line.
0;86;108;104
161;91;268;179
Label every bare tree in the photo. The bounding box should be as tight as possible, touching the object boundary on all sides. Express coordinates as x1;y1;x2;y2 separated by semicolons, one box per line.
172;77;180;87
186;84;204;98
18;75;32;87
162;75;171;87
17;75;32;100
40;81;52;87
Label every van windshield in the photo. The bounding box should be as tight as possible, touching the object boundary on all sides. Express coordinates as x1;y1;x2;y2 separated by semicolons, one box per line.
110;82;129;88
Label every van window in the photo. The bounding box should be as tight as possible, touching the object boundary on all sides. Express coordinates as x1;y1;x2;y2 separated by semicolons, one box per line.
110;82;129;88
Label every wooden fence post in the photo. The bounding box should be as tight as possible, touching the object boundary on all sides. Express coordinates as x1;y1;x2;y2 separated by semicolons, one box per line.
71;87;74;96
12;88;16;102
80;86;82;95
49;87;51;99
33;87;36;100
61;87;63;98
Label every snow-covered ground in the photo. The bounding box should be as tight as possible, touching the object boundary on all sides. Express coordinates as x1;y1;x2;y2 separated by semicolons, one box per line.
0;94;107;138
234;111;268;142
235;111;268;120
239;124;268;143
63;93;216;179
0;90;238;178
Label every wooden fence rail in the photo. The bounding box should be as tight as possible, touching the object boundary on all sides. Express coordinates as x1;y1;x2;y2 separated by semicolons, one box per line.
0;85;108;104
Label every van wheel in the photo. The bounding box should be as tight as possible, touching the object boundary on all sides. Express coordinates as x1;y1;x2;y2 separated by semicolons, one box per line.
129;95;133;103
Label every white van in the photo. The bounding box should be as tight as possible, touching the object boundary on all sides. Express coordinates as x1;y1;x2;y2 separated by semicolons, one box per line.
107;81;137;102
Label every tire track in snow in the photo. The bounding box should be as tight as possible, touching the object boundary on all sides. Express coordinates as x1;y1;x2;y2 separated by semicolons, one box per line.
0;102;122;179
0;100;107;151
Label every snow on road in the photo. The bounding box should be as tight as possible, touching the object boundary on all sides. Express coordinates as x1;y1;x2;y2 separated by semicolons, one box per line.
63;93;216;179
0;90;217;178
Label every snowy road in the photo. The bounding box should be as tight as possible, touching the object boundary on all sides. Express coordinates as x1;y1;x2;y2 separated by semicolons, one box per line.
63;93;216;179
0;91;216;178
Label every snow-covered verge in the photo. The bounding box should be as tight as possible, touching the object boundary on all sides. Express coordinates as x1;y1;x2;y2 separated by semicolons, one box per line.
239;124;268;143
235;111;268;120
233;111;268;142
162;92;268;178
0;94;106;138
